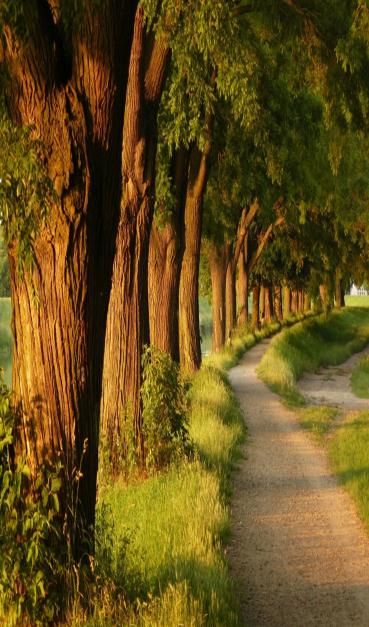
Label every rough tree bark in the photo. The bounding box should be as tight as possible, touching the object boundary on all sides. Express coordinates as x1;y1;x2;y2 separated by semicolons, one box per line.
335;270;345;309
252;284;261;330
291;290;298;314
284;286;291;317
273;285;283;321
179;115;213;372
225;243;236;342
209;244;227;352
148;148;188;361
263;286;273;324
3;1;137;551
304;292;311;312
236;237;249;326
102;7;170;462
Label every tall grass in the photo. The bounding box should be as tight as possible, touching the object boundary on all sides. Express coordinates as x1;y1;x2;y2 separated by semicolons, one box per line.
351;355;369;399
330;411;369;531
257;308;369;405
73;359;246;625
72;314;312;626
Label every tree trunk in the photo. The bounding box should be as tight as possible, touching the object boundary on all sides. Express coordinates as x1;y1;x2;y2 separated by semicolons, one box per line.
304;292;311;312
260;285;265;323
102;8;169;465
284;286;291;318
335;272;345;309
148;147;189;361
291;290;298;314
209;245;226;352
298;290;304;313
179;121;213;372
273;285;283;321
252;284;261;330
4;2;137;552
236;238;249;326
148;217;180;360
225;245;236;342
319;283;330;316
264;286;273;324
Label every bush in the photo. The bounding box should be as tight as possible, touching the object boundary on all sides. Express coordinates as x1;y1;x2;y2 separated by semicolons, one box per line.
0;379;66;625
141;347;190;470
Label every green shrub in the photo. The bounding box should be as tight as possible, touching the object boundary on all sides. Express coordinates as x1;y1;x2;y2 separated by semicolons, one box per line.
141;346;190;470
0;380;65;625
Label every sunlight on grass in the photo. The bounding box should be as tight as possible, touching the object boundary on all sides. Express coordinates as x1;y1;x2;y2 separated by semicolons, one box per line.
298;405;338;443
85;360;246;625
330;411;369;530
257;308;369;404
351;355;369;399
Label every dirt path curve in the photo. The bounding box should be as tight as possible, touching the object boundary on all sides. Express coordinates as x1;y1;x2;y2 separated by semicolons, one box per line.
228;340;369;627
298;344;369;412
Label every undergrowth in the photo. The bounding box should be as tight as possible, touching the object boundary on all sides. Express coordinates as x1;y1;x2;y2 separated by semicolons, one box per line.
330;411;369;532
257;307;369;405
351;355;369;399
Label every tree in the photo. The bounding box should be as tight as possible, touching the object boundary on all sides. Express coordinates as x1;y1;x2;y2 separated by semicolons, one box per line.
1;0;138;555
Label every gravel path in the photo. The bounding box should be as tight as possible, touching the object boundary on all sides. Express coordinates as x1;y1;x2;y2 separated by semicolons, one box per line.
228;340;369;626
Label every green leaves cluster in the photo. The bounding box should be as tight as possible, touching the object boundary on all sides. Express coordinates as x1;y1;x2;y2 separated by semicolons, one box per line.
0;105;54;272
0;379;65;625
141;346;190;470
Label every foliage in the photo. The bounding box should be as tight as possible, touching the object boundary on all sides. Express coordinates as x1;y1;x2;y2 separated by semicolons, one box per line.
0;230;10;297
0;104;54;272
141;346;190;470
0;378;65;626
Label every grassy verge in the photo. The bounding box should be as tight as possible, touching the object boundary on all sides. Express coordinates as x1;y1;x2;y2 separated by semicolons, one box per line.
74;314;312;626
257;307;369;406
79;355;247;625
329;411;369;532
351;355;369;399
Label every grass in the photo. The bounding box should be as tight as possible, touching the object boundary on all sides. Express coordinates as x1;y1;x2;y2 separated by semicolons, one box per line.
351;355;369;399
257;307;369;406
73;313;313;626
345;295;369;307
329;411;369;532
297;405;338;444
73;353;246;625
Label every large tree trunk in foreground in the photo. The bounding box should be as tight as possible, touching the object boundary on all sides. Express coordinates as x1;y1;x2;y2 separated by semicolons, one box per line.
102;8;169;464
209;245;226;352
252;284;260;330
4;2;136;552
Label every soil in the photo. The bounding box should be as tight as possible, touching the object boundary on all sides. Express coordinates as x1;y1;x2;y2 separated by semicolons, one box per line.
228;339;369;626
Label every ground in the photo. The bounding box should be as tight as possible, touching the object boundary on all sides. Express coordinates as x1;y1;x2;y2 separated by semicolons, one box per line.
228;340;369;626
